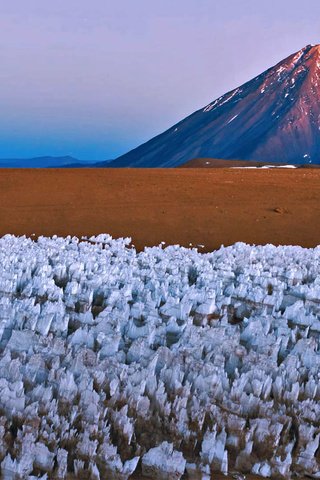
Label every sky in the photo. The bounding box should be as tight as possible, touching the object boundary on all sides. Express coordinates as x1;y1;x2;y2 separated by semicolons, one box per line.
1;0;320;161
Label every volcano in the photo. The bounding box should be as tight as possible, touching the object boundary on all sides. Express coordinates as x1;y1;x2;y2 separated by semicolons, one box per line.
107;44;320;167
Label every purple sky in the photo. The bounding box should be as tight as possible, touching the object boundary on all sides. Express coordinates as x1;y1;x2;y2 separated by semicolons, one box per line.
1;0;320;160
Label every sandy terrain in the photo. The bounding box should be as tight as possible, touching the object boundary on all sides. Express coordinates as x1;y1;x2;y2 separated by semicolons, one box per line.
180;157;320;168
0;168;320;251
179;158;287;168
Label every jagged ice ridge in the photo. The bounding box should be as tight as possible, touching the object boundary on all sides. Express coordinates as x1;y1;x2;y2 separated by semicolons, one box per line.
0;235;319;479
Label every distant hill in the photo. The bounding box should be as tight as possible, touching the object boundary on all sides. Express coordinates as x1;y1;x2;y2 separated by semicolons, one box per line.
0;156;79;168
106;44;320;167
0;156;110;168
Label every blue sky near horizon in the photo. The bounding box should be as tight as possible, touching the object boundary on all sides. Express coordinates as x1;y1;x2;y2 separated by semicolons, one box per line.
1;0;320;161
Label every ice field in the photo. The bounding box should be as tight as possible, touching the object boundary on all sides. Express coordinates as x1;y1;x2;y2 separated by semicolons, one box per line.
0;234;319;479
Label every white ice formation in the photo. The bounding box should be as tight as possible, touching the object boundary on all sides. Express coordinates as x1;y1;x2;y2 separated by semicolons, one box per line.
0;234;319;479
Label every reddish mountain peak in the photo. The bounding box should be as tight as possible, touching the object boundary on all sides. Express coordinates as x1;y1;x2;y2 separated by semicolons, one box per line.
260;45;317;87
307;44;320;54
291;44;320;59
109;45;320;167
284;44;320;77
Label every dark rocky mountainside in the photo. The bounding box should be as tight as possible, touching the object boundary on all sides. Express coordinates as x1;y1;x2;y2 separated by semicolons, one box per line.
107;44;320;167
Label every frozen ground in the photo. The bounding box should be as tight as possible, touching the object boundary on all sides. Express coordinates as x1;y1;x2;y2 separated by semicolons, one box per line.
0;235;319;479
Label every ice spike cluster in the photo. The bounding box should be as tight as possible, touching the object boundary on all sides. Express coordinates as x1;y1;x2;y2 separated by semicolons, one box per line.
0;234;319;479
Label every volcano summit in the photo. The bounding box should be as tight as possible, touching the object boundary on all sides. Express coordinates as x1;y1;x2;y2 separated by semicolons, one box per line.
108;44;320;167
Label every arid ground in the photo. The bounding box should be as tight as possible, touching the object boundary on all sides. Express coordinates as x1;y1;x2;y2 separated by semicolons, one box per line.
179;158;294;168
1;168;320;251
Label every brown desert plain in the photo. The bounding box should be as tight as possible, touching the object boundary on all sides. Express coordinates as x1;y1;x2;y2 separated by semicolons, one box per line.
1;167;320;252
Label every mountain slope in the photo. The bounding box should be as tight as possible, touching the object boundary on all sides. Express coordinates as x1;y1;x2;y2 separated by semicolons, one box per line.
107;44;320;167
